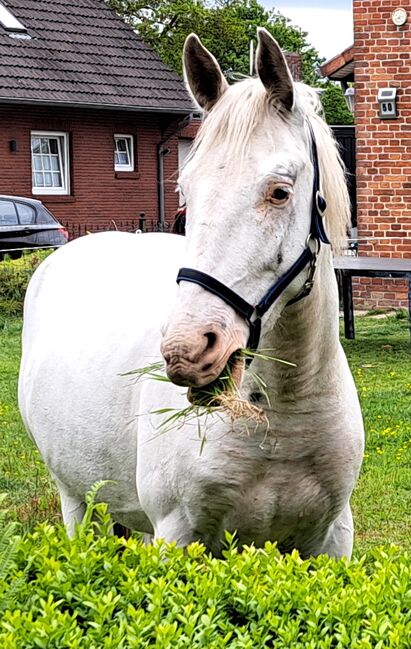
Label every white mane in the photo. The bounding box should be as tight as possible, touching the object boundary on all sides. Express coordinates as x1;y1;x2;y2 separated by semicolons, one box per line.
189;78;350;252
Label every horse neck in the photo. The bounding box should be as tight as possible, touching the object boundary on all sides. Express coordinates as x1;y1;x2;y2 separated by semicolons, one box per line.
256;248;341;401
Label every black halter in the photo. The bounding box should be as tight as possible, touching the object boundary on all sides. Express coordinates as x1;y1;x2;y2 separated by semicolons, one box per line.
176;121;330;353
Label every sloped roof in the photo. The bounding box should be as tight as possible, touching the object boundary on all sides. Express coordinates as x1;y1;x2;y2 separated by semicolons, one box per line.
0;0;193;113
320;45;354;82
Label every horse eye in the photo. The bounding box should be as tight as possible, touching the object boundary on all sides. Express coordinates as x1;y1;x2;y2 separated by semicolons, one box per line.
270;187;291;204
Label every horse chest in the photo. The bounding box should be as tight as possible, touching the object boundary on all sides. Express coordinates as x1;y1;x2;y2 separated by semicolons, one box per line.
178;436;348;551
226;463;333;546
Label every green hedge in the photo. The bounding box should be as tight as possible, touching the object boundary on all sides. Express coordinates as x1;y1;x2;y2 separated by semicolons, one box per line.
0;250;51;320
0;502;410;648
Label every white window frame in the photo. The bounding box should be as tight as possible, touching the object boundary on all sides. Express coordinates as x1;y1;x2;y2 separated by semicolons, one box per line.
31;131;70;195
114;134;134;172
0;2;27;32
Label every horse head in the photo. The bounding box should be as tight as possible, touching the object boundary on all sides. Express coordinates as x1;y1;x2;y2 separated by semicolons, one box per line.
161;29;349;394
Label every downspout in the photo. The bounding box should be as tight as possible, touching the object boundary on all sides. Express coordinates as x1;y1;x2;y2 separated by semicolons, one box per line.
157;111;198;231
157;143;167;231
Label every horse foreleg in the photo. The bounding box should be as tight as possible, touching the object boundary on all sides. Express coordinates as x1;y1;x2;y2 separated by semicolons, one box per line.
153;509;197;547
319;503;354;559
57;488;86;537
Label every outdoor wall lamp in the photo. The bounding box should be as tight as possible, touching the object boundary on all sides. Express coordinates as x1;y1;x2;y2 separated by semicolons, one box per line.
377;88;398;119
344;87;355;113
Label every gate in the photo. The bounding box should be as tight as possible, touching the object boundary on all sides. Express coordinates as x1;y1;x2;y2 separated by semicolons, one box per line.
332;126;356;228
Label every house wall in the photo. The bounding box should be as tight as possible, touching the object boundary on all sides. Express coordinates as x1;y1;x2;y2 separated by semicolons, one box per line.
0;104;183;237
353;0;410;309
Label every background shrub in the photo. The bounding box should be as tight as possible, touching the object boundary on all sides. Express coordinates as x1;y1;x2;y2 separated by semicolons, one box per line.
0;250;51;320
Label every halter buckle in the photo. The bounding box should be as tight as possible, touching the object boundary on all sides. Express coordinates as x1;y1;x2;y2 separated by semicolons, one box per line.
286;236;320;308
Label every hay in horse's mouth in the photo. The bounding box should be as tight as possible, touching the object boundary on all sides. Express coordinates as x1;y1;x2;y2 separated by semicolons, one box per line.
187;352;244;407
124;352;269;427
188;352;268;425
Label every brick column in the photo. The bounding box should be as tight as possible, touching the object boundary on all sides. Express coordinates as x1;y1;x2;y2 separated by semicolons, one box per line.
353;0;410;309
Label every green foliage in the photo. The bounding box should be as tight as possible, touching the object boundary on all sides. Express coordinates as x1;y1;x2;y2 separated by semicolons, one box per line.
0;495;19;584
107;0;354;123
0;494;24;614
0;500;411;648
107;0;322;84
0;251;51;321
320;83;354;126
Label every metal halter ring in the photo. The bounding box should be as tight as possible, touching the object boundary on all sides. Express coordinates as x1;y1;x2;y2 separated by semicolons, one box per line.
305;233;321;256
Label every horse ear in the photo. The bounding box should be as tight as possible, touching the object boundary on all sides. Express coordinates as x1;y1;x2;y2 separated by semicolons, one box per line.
183;34;228;112
256;28;294;112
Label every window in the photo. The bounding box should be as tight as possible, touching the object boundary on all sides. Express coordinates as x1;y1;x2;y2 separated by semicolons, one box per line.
31;132;70;195
16;202;35;225
114;135;134;171
0;2;26;32
0;200;18;225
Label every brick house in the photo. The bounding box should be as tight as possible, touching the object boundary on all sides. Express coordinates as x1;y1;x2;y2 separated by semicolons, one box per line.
0;0;195;237
0;0;305;240
321;0;410;309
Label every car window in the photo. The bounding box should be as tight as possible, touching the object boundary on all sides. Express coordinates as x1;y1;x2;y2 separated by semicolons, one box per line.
16;202;36;225
36;206;57;225
0;200;18;225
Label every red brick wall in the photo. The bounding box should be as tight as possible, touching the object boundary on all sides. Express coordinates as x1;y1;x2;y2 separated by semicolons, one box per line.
0;104;184;236
353;0;410;308
285;53;302;81
179;119;201;140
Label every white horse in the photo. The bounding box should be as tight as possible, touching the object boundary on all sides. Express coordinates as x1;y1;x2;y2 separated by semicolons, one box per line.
19;30;364;558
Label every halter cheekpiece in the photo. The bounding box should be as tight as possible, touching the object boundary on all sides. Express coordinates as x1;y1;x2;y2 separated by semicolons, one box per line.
176;120;330;354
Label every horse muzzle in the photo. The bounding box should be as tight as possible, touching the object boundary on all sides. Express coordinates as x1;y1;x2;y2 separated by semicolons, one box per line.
161;321;245;388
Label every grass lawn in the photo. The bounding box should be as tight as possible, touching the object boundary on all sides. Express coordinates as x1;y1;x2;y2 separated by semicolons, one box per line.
0;317;60;529
0;313;410;554
343;311;411;554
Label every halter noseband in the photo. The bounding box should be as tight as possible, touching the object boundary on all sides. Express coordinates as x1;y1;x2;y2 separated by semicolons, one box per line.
176;121;330;353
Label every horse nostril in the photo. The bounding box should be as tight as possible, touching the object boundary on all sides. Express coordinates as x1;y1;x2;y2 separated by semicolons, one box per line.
202;362;213;372
204;332;217;350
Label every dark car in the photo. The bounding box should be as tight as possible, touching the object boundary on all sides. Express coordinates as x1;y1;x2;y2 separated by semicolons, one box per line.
0;195;68;259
